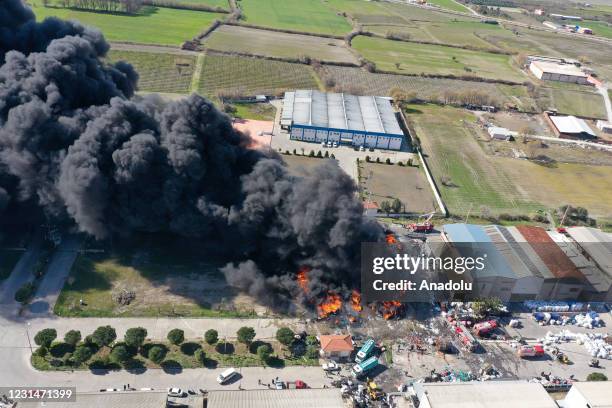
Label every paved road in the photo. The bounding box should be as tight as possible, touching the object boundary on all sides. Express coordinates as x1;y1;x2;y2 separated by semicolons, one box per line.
0;237;42;307
598;84;612;122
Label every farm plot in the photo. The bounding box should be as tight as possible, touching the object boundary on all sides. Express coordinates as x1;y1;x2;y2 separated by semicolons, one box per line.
203;25;358;64
31;1;223;46
108;50;196;94
239;0;352;36
407;104;541;216
360;162;437;214
168;0;229;10
427;0;472;13
351;36;525;82
197;54;320;97
537;87;607;119
380;2;474;22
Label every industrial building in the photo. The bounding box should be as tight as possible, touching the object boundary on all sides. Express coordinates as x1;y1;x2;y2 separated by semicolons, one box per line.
412;381;558;408
548;115;597;139
529;61;589;84
17;391;175;408
206;389;344;408
561;381;612;408
281;90;405;150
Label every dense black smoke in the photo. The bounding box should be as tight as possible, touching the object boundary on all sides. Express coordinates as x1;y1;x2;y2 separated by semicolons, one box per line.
0;0;382;306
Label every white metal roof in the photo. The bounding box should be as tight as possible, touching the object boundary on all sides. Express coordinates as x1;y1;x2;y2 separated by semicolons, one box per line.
487;126;513;136
531;61;587;77
566;381;612;408
207;389;344;408
282;90;403;136
550;115;596;135
414;381;558;408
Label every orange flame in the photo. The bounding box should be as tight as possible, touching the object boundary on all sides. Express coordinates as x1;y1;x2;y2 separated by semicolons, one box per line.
351;290;362;312
386;233;397;244
381;301;402;320
317;292;342;318
297;266;310;293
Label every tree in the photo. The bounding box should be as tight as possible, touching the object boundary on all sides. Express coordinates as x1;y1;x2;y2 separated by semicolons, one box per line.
34;328;57;348
64;330;81;346
92;326;116;347
276;328;295;347
305;335;318;346
237;326;256;345
257;344;272;362
72;345;93;365
14;282;35;304
391;198;402;213
124;327;147;349
380;201;391;214
587;372;608;381
110;345;130;363
205;329;219;345
305;345;319;359
148;346;165;364
194;349;206;365
167;329;185;345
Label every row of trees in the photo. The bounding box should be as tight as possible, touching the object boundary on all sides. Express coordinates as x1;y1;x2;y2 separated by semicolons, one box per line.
379;198;403;214
45;0;143;14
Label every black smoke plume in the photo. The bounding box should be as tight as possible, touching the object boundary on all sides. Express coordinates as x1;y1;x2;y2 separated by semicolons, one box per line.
0;0;382;307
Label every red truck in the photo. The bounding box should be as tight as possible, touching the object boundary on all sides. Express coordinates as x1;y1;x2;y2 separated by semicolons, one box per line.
473;320;498;337
518;344;545;358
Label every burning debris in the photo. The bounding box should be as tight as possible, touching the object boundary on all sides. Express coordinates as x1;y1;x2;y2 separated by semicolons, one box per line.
385;233;397;244
379;301;404;320
318;292;343;319
351;290;362;312
297;266;310;294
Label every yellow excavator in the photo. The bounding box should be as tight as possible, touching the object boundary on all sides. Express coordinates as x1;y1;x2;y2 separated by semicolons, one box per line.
366;379;384;401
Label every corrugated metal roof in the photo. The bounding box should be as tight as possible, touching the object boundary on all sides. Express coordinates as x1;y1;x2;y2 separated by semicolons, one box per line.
568;381;612;408
505;226;554;279
566;226;612;280
550;115;596;135
483;225;537;280
531;61;587;77
19;391;169;408
207;389;344;408
282;90;403;136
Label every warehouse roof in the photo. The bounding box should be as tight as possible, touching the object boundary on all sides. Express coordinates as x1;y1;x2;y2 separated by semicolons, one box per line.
18;391;169;408
207;389;344;408
565;381;612;408
442;224;516;280
531;61;587;77
483;225;537;280
505;226;554;279
550;115;596;136
414;381;558;408
566;227;612;278
282;90;403;136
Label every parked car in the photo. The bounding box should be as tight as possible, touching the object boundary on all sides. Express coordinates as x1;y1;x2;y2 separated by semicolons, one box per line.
167;388;186;398
332;142;338;148
322;360;340;371
217;368;239;384
275;380;285;390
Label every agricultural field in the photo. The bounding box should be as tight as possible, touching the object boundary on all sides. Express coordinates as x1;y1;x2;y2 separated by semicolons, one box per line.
196;54;320;97
536;87;607;119
54;238;268;318
31;1;223;46
351;36;525;82
381;2;474;22
238;0;352;36
203;25;358;64
108;50;196;94
0;250;22;281
170;0;229;9
583;20;612;39
409;104;612;218
427;0;472;13
359;162;437;214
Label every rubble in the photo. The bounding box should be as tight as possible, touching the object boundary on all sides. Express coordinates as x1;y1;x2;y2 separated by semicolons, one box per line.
539;330;611;360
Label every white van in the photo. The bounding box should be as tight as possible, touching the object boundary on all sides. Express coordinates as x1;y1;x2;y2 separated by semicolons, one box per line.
216;367;239;384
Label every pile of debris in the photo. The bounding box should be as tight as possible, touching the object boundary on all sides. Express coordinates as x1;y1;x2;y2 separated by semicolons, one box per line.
112;289;136;306
525;301;587;312
540;330;611;359
533;311;604;328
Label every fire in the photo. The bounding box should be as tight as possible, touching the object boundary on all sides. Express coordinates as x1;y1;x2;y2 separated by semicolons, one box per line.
386;233;397;244
296;266;310;293
317;292;342;318
351;290;362;312
381;300;402;320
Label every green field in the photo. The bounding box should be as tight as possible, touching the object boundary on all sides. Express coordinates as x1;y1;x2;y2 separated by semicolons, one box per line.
234;103;276;121
31;1;223;45
352;36;524;82
239;0;352;35
538;87;607;119
108;50;196;94
427;0;472;13
197;54;321;97
0;250;22;281
583;20;612;39
171;0;229;8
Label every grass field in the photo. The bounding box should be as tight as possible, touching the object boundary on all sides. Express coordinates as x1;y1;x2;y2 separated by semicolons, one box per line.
360;161;437;214
31;1;223;45
427;0;472;13
409;104;612;218
234;103;276;121
197;54;320;97
108;50;196;94
239;0;352;35
583;20;612;39
351;36;524;82
171;0;229;8
537;87;607;119
203;25;357;64
281;154;330;177
0;250;22;281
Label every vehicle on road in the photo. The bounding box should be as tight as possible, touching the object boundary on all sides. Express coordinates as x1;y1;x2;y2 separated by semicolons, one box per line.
217;368;239;384
355;338;376;363
322;360;340;371
167;388;186;397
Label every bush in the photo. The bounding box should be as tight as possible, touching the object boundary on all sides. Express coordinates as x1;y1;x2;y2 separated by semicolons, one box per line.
324;151;329;158
316;150;323;158
257;344;272;362
64;330;81;346
92;326;116;347
587;372;608;381
385;158;392;165
35;346;48;357
167;329;185;345
194;349;206;364
148;346;166;364
34;328;57;348
237;327;256;345
110;345;130;363
305;335;318;346
376;157;381;163
124;327;147;349
398;161;404;166
15;282;35;304
72;345;93;364
308;150;315;157
305;345;319;359
205;329;219;345
276;328;295;347
365;155;370;162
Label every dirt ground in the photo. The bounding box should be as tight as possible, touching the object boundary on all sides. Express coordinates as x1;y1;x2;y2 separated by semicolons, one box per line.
281;154;330;176
233;118;274;149
478;111;553;136
360;161;437;214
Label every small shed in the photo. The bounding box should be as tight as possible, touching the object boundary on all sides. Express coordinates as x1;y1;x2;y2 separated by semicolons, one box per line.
319;334;353;361
363;201;379;217
596;120;612;134
487;126;514;141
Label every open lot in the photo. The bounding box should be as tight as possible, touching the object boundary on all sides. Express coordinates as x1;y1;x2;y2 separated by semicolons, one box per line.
171;0;229;9
197;53;320;97
281;154;330;177
537;87;607;119
239;0;352;36
31;1;223;45
360;161;437;214
108;50;196;94
203;25;358;64
54;238;270;318
352;36;525;82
